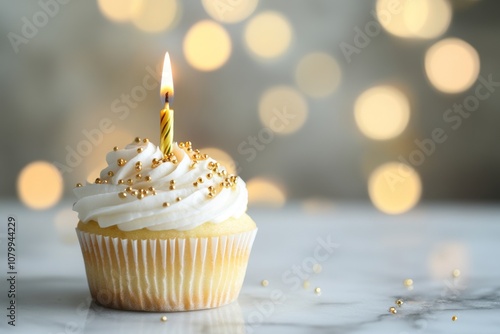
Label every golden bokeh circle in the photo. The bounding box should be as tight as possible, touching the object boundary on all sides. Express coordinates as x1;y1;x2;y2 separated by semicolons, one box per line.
368;162;422;215
202;0;258;23
184;20;232;71
131;0;179;33
17;161;63;210
295;52;341;98
258;86;308;135
247;177;286;207
244;11;292;58
425;38;480;93
354;86;410;140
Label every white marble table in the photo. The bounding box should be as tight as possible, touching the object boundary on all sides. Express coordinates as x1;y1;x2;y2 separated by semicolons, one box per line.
1;200;499;333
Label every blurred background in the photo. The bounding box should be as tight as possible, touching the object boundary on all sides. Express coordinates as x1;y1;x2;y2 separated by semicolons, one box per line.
1;0;499;216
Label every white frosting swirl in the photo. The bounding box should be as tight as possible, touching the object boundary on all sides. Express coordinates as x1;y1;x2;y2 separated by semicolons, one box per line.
73;140;248;231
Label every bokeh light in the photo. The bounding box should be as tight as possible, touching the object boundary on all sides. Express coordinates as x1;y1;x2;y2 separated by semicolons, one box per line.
368;162;422;215
425;38;480;93
202;0;258;24
429;242;469;280
258;86;308;135
200;147;236;175
97;0;139;22
247;177;286;208
184;20;232;71
54;208;79;244
17;161;63;210
244;11;292;59
131;0;179;33
301;197;335;214
354;85;410;140
376;0;452;39
295;52;341;98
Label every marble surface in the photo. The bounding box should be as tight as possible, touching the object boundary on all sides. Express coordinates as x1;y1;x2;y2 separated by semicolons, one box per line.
1;200;500;333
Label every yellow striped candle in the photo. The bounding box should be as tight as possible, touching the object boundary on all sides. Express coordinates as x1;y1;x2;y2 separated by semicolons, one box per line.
160;52;174;155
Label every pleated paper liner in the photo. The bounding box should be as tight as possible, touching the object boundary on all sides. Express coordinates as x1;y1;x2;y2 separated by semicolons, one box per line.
76;228;257;311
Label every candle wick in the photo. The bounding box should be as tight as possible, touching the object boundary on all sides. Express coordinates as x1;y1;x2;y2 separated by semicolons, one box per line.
165;92;169;104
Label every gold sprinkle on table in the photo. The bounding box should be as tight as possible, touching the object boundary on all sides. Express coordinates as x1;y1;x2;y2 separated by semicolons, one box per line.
452;269;461;278
389;307;397;314
76;183;82;188
261;280;269;287
160;315;167;322
396;299;404;307
403;278;413;287
452;315;458;321
314;287;321;295
303;280;310;289
313;264;322;274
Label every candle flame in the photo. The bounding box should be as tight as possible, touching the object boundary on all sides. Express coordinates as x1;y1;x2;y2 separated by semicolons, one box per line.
160;52;174;104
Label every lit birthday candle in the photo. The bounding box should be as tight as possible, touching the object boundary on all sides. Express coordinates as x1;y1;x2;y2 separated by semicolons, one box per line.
160;52;174;155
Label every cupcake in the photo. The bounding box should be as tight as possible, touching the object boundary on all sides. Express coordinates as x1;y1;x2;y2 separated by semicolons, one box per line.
73;138;257;311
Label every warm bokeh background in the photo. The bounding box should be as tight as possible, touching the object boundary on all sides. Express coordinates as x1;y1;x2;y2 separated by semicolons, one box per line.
1;0;500;215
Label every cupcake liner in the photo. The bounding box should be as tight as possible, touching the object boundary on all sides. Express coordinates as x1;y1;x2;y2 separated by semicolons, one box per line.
76;228;257;311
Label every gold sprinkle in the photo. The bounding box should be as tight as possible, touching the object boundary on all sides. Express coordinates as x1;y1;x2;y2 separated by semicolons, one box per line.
107;171;114;177
179;142;185;148
136;174;142;179
102;180;108;184
314;287;321;295
148;186;155;191
193;181;198;187
163;202;170;207
176;197;182;202
126;186;132;192
396;299;404;307
169;185;175;190
206;173;213;179
137;193;144;200
134;137;141;143
403;278;413;287
313;264;322;274
118;192;127;199
95;178;101;184
152;190;157;195
117;158;126;167
161;315;167;322
389;307;397;314
127;179;134;185
143;138;149;143
131;190;138;196
190;162;198;169
145;176;152;181
452;315;458;321
186;141;192;146
207;193;214;198
118;179;124;184
261;280;269;287
452;269;461;278
137;148;144;153
170;180;176;185
303;280;310;289
113;146;119;151
197;177;203;183
75;183;83;188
